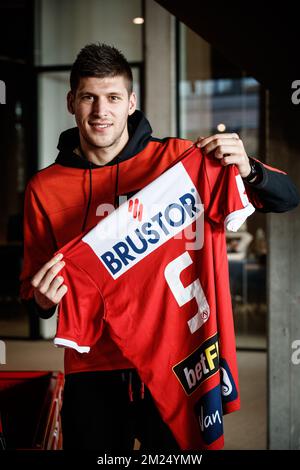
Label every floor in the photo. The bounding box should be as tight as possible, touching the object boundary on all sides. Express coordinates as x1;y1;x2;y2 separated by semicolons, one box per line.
0;339;267;450
223;350;266;449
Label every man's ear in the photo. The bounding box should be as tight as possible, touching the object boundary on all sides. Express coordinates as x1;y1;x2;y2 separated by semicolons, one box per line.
128;92;137;116
67;91;75;115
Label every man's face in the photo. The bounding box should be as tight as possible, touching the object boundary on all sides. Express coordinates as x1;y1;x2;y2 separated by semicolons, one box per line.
67;75;136;153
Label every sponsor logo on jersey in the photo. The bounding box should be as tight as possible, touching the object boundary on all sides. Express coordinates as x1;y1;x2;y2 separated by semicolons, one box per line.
128;198;143;221
83;162;204;279
219;358;238;403
173;334;219;395
194;385;223;445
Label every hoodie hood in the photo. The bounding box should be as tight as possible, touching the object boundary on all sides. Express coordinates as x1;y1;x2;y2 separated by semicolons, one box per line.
55;109;153;169
54;110;153;233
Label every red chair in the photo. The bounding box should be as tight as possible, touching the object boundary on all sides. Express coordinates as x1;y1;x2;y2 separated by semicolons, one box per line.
0;371;64;449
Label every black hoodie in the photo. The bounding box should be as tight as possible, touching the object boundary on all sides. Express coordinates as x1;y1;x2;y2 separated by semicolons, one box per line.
55;109;154;169
55;110;165;232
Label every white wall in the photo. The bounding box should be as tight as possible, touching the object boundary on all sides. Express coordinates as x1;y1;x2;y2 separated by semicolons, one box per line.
144;0;176;138
37;0;142;65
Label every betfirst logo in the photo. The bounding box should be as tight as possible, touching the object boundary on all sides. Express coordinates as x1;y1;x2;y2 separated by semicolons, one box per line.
83;162;204;279
173;334;219;396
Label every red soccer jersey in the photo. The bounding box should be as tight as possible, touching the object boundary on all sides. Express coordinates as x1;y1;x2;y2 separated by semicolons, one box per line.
54;146;255;450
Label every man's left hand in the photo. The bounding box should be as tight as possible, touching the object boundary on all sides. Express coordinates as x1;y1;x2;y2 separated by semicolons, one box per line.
195;133;251;178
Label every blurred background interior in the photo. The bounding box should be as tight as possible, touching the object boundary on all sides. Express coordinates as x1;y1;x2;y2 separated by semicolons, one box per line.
0;0;299;450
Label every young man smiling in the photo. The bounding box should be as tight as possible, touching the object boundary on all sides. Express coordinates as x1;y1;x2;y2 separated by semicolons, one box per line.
20;43;299;450
67;74;137;166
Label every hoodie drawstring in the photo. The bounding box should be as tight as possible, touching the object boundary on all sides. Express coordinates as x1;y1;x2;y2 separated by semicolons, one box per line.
122;370;145;402
140;381;145;400
80;146;120;232
114;157;120;209
81;161;93;232
128;371;134;402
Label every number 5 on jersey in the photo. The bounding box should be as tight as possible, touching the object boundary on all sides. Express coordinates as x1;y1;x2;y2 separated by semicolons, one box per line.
164;252;210;334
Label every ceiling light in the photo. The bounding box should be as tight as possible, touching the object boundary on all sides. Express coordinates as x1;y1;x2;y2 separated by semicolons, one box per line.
217;123;226;132
133;17;144;25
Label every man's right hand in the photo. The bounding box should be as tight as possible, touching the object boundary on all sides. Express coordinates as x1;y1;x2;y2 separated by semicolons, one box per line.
31;253;68;310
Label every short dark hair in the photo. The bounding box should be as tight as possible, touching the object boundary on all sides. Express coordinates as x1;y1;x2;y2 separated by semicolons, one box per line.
70;43;133;94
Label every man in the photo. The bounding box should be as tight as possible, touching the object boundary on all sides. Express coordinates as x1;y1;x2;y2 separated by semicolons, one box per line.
20;43;299;450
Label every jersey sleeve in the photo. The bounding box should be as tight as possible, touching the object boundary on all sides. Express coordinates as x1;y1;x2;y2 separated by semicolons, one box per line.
204;159;255;231
54;257;105;353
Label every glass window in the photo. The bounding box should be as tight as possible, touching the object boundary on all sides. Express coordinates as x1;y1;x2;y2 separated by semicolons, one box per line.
179;26;260;156
179;24;266;350
38;72;74;170
36;0;143;65
0;0;143;339
36;0;143;170
0;66;29;338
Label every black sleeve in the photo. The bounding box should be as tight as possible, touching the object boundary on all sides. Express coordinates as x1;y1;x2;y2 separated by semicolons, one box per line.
25;297;57;320
245;162;300;213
